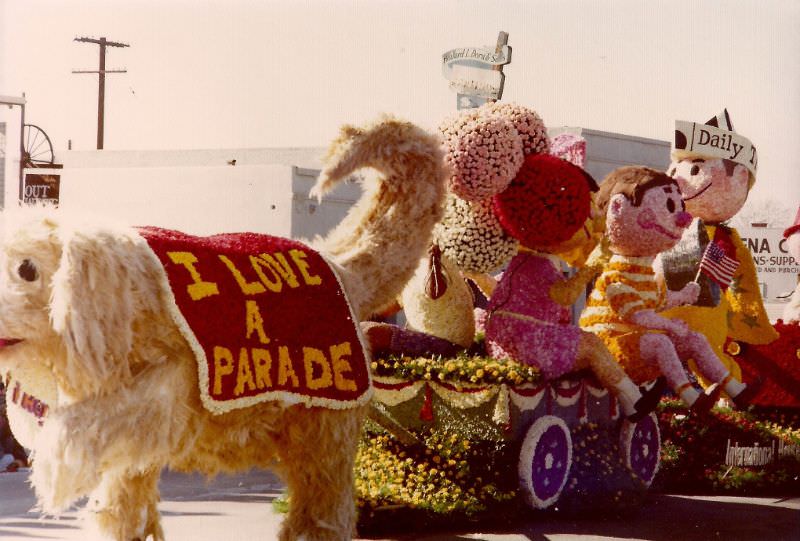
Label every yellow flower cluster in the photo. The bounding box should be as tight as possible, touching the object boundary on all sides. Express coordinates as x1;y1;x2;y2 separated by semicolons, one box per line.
572;422;626;478
754;419;800;446
371;353;540;386
355;430;517;518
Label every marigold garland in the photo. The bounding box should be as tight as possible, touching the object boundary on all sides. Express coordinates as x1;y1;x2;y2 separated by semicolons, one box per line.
371;353;541;387
434;194;518;273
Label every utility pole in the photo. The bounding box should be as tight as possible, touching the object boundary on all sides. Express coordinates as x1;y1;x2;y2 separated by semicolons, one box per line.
72;36;129;149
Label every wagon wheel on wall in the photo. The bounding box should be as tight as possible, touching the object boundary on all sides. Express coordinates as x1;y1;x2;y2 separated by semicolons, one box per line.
22;124;55;167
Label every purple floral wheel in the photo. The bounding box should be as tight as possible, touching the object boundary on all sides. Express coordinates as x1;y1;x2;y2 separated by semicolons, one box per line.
620;412;661;487
518;416;572;509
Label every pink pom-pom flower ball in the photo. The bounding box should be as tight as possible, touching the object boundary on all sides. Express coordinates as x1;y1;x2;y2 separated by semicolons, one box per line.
484;101;550;156
439;108;523;202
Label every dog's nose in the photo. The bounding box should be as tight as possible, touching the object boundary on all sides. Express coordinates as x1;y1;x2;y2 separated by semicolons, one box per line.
675;211;692;228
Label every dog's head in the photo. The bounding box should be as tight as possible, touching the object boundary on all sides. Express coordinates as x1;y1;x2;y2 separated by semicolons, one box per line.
0;210;163;402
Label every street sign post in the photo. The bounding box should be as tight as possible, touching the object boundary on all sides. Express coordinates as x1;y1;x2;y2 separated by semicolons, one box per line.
442;32;511;110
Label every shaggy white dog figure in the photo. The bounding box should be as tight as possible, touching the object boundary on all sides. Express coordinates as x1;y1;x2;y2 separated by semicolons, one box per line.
0;116;446;541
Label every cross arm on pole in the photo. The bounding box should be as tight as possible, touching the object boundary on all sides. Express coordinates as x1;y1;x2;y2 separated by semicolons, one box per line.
72;35;129;149
74;36;129;48
72;69;128;74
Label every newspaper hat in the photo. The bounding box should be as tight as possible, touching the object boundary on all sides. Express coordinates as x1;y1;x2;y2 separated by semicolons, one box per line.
673;109;757;187
784;206;800;239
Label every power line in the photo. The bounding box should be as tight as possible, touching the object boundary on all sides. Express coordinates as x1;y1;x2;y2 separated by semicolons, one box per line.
72;36;129;149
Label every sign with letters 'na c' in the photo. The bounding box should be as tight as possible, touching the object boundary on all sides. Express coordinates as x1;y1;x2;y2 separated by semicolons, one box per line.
739;226;800;304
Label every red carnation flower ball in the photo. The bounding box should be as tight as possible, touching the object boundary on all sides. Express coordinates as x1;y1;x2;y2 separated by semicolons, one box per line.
493;153;592;249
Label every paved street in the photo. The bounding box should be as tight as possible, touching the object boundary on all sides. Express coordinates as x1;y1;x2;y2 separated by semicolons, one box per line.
0;469;797;540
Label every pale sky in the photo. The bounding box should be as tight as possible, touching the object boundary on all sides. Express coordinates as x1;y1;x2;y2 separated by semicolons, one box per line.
1;0;798;212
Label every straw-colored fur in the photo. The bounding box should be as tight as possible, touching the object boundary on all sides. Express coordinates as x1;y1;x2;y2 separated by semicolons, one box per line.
0;116;446;541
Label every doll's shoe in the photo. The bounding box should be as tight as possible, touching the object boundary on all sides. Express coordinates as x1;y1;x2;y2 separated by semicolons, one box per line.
628;377;667;422
689;383;722;417
731;379;762;408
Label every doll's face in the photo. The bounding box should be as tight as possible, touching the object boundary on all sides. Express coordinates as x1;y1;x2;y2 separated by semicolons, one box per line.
668;157;749;222
606;184;692;257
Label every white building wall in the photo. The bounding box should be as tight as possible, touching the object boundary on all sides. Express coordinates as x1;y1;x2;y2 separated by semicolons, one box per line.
6;128;672;242
57;163;295;237
290;167;363;241
550;127;671;182
7;147;352;239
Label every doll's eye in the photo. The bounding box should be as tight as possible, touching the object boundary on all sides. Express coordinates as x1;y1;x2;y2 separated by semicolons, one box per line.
690;165;700;175
666;198;676;213
18;259;39;282
668;167;676;177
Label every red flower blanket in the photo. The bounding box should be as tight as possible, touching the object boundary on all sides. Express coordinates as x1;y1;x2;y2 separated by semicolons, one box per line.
139;227;371;414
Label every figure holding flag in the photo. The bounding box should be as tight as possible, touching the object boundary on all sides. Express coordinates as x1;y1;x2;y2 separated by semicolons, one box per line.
695;227;740;290
659;110;777;390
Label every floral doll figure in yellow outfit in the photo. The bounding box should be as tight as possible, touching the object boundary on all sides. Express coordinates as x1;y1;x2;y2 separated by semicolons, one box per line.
661;110;777;384
580;167;755;413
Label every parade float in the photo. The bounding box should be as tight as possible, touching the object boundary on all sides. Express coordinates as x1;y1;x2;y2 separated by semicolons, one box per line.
354;94;799;531
355;102;664;532
0;31;796;539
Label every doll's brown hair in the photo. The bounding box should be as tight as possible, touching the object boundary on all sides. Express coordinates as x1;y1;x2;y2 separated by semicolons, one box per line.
595;166;677;212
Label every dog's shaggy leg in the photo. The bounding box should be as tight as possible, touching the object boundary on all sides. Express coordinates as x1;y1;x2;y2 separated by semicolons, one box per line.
30;409;103;512
84;467;164;541
276;406;366;541
31;363;186;514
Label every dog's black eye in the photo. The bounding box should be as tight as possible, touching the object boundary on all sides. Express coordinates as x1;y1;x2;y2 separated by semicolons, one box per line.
690;165;700;176
666;198;676;213
18;259;38;282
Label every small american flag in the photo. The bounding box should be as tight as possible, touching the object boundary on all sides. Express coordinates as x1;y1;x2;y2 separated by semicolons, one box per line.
698;228;739;290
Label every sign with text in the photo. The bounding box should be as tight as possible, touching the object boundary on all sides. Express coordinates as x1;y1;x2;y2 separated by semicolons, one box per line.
674;120;758;177
442;44;511;106
739;226;799;303
23;173;60;205
138;227;372;414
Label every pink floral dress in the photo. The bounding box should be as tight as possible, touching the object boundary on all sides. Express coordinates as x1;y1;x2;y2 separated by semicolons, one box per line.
485;252;582;379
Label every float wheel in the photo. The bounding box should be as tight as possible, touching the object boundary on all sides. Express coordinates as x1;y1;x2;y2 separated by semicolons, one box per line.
518;415;572;509
620;412;661;487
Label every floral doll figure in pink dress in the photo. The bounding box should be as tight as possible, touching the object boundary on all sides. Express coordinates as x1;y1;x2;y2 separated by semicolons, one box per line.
485;154;661;421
